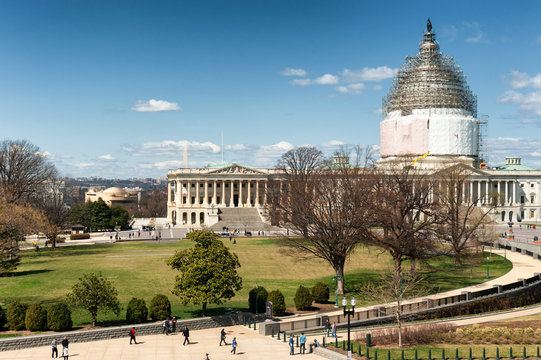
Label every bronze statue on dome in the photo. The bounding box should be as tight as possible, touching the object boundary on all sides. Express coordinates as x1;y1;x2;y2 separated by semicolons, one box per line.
427;18;432;33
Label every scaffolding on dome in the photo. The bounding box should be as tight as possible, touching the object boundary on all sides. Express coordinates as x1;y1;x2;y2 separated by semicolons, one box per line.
382;30;477;118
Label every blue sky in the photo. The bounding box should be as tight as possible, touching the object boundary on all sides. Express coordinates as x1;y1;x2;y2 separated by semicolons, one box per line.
2;0;541;178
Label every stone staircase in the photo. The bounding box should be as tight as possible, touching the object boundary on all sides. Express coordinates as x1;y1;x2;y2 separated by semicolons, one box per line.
209;207;276;232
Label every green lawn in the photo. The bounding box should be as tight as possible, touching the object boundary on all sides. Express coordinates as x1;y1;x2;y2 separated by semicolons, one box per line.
0;238;511;326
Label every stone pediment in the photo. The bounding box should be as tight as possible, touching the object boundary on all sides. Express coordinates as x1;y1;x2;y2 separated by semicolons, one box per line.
206;164;266;175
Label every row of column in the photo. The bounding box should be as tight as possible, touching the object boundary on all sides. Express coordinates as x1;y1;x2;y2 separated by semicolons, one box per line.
168;179;268;207
462;180;530;206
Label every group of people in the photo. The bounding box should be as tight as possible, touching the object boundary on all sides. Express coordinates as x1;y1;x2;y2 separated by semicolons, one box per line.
325;319;337;338
288;332;319;355
51;336;69;359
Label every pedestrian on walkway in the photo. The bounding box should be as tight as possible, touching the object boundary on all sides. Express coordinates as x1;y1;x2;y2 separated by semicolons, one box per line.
51;338;58;358
299;332;306;354
204;353;210;360
130;327;137;344
220;328;227;346
289;335;294;355
163;319;170;335
172;316;177;333
331;322;336;338
61;337;69;360
182;326;190;345
231;337;237;354
324;319;331;337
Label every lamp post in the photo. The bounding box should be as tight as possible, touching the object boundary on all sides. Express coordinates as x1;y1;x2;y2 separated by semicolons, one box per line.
255;283;259;317
486;256;490;279
342;297;356;359
332;275;341;307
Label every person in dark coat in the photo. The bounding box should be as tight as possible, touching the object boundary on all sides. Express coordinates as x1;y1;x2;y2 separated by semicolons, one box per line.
130;327;137;344
220;328;227;346
182;326;190;345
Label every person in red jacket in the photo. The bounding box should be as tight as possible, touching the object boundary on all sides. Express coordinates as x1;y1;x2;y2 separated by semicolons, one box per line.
130;327;137;344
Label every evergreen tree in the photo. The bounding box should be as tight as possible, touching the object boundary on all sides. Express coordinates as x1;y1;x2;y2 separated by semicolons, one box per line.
168;230;242;316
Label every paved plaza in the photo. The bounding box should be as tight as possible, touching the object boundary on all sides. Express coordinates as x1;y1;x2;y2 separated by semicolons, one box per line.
0;325;324;360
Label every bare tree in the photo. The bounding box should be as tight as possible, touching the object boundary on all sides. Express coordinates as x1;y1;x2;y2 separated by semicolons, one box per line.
0;199;46;274
364;160;440;292
433;164;498;265
34;177;70;248
0;139;58;203
268;146;375;294
134;188;167;218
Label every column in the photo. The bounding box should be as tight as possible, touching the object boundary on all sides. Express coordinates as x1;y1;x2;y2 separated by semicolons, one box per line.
229;180;234;207
204;180;208;205
247;180;251;207
485;181;489;204
497;181;501;205
221;180;226;206
187;181;192;205
264;181;268;204
255;180;260;206
477;181;481;205
513;181;517;205
176;181;182;204
194;180;200;205
469;182;474;203
239;180;243;207
212;180;217;205
504;181;508;205
167;181;172;204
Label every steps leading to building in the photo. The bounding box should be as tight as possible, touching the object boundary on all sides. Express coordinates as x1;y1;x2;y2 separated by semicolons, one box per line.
209;207;277;232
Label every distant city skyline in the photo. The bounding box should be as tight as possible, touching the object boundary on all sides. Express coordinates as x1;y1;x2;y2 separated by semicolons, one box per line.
2;1;541;178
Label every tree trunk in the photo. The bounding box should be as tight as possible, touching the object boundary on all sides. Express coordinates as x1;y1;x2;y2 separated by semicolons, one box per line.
202;302;207;317
410;259;416;275
335;267;345;295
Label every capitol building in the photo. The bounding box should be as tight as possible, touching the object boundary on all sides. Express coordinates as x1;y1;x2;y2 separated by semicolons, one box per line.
167;21;541;229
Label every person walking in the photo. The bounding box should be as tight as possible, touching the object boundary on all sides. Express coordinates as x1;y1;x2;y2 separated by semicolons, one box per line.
204;353;210;360
162;319;168;335
289;335;294;355
325;319;331;337
220;328;227;346
61;337;69;360
182;326;190;345
331;322;336;338
51;338;58;358
130;327;137;344
299;332;306;354
172;316;177;333
231;337;237;354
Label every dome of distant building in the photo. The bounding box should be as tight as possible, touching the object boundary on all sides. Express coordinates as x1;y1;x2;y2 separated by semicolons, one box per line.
103;187;127;197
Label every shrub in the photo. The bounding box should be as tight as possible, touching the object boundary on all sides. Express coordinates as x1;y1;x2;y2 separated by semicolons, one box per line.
0;305;5;329
47;303;72;331
294;285;312;310
149;294;171;321
248;286;268;314
25;304;47;331
267;290;286;316
311;282;330;303
70;233;90;240
7;301;28;330
126;298;148;324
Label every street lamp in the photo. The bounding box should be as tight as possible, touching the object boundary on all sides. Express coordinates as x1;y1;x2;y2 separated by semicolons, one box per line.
342;297;356;357
486;256;490;279
332;275;341;307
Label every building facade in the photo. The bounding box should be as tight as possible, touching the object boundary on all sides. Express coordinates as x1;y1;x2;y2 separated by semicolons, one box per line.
166;21;541;227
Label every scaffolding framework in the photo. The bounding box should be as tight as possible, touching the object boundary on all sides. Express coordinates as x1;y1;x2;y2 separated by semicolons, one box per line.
383;31;477;118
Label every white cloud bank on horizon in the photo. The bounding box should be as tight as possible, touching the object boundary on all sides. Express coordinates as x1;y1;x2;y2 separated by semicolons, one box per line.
132;99;181;112
281;67;307;77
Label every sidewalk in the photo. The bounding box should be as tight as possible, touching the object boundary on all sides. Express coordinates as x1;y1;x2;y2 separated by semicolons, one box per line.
0;325;323;360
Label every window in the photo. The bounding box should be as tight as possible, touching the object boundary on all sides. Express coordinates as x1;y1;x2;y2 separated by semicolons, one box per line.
183;184;187;188
521;196;525;204
225;183;229;188
531;196;535;203
521;184;524;188
191;183;195;187
200;183;204;187
532;184;535;188
531;210;535;219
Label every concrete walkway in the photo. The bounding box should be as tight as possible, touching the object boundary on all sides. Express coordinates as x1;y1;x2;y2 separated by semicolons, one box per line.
0;325;323;359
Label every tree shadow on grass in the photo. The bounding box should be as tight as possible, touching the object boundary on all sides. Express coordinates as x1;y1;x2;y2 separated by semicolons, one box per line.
1;269;52;277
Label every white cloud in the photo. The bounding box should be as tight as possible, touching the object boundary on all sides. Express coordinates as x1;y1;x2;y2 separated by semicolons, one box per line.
132;99;181;112
98;154;114;160
75;162;98;168
498;90;541;117
373;108;383;114
314;74;339;85
224;144;251;151
290;78;313;86
463;21;486;43
442;25;458;42
336;83;365;94
139;160;182;170
281;67;307;77
341;67;397;83
488;137;541;168
508;70;541;89
322;140;345;148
